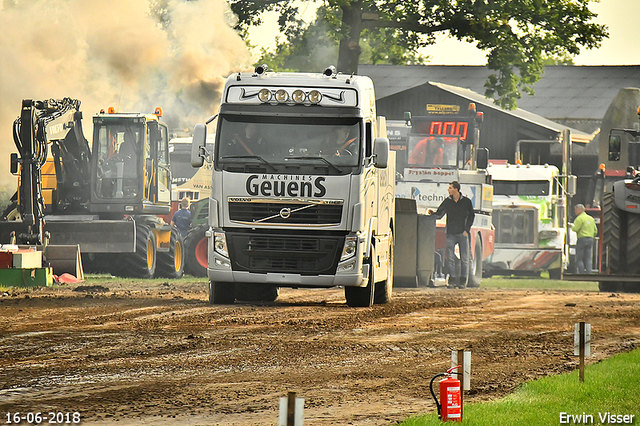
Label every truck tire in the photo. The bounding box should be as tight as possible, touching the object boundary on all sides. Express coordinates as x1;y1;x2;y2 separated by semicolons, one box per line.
156;227;185;278
209;281;235;304
345;246;375;307
117;224;156;278
374;235;393;304
467;236;482;288
236;283;279;302
622;212;640;293
600;191;623;292
184;224;208;277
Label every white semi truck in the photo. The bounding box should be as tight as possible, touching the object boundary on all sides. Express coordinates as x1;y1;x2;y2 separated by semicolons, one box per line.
190;65;395;307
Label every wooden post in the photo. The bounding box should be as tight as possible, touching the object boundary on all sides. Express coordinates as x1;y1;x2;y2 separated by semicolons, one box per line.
579;322;585;382
279;391;304;426
287;391;296;426
458;349;464;421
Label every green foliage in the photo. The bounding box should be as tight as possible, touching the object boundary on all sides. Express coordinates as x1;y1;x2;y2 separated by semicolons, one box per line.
229;0;607;109
0;185;14;216
399;349;640;425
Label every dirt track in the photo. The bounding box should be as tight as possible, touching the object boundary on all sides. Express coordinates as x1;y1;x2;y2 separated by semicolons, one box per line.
1;282;639;426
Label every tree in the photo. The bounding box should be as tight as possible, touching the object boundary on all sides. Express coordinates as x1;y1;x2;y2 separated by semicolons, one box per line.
229;0;607;109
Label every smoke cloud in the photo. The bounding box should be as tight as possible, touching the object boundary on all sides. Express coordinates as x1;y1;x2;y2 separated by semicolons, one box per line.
0;0;251;186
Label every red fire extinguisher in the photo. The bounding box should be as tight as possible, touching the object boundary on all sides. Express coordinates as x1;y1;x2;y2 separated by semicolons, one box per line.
430;365;462;422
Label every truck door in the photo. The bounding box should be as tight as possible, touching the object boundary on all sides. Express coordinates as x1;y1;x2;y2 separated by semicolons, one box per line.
144;122;171;205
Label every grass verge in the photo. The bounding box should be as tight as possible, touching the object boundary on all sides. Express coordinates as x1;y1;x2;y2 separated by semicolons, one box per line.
481;272;599;291
398;349;640;426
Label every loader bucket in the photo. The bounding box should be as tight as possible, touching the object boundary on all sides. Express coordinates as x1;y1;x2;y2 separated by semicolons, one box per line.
44;245;84;280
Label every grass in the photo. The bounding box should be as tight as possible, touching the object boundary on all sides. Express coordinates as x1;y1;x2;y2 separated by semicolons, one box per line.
398;349;640;426
481;272;599;291
0;274;207;292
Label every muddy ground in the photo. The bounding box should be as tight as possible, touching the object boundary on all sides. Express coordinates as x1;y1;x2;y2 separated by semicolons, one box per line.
1;281;639;426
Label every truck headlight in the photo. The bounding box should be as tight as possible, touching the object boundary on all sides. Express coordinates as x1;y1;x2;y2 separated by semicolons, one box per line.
308;90;322;104
214;231;229;257
275;89;289;103
341;236;357;261
538;230;558;240
258;88;272;103
292;89;306;103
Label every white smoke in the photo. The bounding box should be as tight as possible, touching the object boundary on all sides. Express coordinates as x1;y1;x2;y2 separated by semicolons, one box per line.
0;0;251;186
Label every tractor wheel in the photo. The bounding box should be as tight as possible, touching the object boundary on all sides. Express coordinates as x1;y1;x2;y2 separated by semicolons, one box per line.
374;235;394;304
235;283;279;302
467;236;483;288
120;224;157;278
345;246;375;307
156;227;185;278
624;210;640;274
209;281;236;304
184;224;208;277
600;192;623;292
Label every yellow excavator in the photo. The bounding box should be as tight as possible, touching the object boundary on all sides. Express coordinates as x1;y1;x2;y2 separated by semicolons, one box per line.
0;98;184;278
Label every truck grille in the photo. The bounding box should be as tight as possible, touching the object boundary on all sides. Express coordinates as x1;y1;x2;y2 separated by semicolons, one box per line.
492;208;537;245
228;200;343;225
226;231;344;274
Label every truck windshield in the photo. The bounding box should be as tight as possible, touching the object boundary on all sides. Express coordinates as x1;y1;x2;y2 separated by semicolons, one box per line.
493;180;550;196
407;135;459;168
216;116;361;172
93;121;143;199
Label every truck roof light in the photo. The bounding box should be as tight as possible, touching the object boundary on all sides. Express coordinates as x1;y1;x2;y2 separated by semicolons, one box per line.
468;103;477;113
275;89;289;103
292;89;306;103
258;88;272;103
323;65;337;77
154;107;163;118
254;64;268;75
108;107;116;114
308;90;322;104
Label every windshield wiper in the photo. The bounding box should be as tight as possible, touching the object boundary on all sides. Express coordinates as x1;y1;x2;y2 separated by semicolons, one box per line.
219;155;276;171
285;156;342;173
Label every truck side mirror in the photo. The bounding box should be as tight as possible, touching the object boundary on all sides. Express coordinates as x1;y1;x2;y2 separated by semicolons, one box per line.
567;175;577;196
191;124;206;167
10;153;19;175
477;147;489;169
373;137;390;168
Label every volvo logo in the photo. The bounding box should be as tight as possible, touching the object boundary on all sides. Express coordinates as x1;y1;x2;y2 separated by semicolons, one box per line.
279;207;291;219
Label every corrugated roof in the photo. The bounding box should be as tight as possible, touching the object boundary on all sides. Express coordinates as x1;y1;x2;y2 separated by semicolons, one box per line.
359;64;640;120
429;82;593;143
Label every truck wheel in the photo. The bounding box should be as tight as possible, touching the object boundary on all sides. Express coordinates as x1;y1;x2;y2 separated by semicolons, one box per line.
184;224;208;277
601;192;623;292
374;235;393;304
236;283;279;302
156;227;185;278
209;281;235;304
549;268;561;280
467;236;482;288
117;224;156;278
345;246;375;307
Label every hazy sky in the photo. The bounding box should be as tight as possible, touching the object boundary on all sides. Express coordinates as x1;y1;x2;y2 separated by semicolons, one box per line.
249;0;640;66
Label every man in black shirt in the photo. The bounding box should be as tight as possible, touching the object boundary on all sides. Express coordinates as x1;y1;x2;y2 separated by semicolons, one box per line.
428;181;475;288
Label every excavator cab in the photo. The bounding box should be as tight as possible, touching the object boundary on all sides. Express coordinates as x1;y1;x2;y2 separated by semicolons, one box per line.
91;111;171;218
